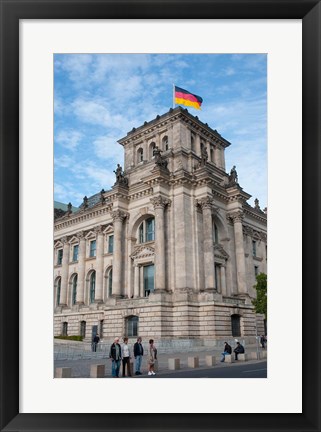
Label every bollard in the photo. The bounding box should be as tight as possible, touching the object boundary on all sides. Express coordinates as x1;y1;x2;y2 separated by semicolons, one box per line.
250;351;259;360
90;364;105;378
168;358;180;370
238;353;248;361
55;367;72;378
205;355;216;366
187;357;199;368
129;361;134;376
224;355;235;363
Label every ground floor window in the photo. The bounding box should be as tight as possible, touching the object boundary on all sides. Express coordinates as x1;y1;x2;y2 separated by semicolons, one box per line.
126;316;138;337
62;321;68;336
231;314;241;337
80;320;86;338
143;264;154;296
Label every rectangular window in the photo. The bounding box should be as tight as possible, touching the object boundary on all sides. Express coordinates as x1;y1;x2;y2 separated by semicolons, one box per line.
146;218;155;242
108;235;114;253
252;240;257;257
127;316;138;337
254;266;259;277
215;264;221;291
143;264;154;296
72;244;79;262
90;240;96;257
57;249;63;265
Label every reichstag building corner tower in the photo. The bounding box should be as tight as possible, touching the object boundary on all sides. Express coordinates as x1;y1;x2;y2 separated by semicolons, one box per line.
54;106;267;348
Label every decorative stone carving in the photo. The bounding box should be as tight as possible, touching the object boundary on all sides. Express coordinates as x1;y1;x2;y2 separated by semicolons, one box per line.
113;164;128;186
150;196;171;209
200;145;208;167
228;165;238;185
83;196;88;209
67;202;72;215
76;231;86;240
111;210;128;222
214;244;229;260
196;196;214;210
94;225;104;235
100;189;106;205
228;210;244;223
153;146;168;170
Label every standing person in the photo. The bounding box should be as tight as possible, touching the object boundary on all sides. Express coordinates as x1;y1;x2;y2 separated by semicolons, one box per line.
122;337;132;377
109;337;122;377
147;339;157;376
234;341;245;360
260;335;266;349
133;337;144;375
220;341;232;362
92;333;100;352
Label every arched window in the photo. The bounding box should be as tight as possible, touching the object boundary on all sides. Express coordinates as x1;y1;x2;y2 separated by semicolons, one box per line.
72;274;78;305
56;278;61;306
90;272;96;304
126;316;139;337
213;222;219;244
162;136;169;151
139;217;155;243
231;314;241;337
108;268;113;297
149;142;156;159
137;148;144;163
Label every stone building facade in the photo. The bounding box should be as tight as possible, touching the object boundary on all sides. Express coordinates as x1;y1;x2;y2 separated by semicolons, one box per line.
54;107;267;348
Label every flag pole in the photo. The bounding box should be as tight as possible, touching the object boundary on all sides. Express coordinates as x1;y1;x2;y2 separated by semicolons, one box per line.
173;83;175;109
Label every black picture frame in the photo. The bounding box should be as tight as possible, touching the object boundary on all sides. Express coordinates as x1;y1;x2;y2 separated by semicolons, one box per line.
0;1;320;431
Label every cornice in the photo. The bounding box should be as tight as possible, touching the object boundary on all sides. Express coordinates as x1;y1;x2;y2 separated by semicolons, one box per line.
54;205;113;231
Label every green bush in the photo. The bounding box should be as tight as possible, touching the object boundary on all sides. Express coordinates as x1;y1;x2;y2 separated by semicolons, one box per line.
54;335;83;341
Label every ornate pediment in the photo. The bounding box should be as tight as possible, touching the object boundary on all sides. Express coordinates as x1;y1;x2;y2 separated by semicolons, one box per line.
214;243;229;260
131;245;155;259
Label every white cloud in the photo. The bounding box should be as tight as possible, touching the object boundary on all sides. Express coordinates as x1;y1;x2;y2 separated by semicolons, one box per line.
55;129;83;151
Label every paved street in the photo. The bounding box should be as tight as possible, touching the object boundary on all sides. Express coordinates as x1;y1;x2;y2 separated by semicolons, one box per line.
54;344;267;379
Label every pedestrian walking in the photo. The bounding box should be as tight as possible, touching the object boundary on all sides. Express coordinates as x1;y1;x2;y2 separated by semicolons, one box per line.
92;333;100;352
147;339;157;376
133;337;144;375
220;341;232;362
122;337;132;377
109;337;122;377
233;341;245;360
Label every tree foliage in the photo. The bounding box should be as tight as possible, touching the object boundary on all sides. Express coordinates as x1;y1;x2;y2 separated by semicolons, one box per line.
252;273;267;318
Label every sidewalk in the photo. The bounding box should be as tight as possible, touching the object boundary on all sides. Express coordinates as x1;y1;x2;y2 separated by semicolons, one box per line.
54;344;267;378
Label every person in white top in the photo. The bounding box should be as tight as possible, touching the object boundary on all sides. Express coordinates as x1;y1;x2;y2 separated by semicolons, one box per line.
122;337;132;377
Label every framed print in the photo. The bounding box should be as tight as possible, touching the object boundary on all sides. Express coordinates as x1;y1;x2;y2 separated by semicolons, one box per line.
0;0;320;431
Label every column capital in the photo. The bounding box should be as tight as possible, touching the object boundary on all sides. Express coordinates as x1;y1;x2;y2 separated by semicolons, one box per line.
76;231;86;240
150;195;171;209
111;210;128;222
61;236;69;245
227;210;244;223
94;225;104;235
196;196;214;210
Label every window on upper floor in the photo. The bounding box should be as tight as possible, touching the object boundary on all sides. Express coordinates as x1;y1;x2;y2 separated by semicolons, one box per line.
139;217;155;243
89;240;96;258
107;235;114;254
143;264;154;297
56;278;61;306
108;268;113;297
162;136;169;151
72;244;79;262
137;148;144;163
252;240;257;257
72;274;78;305
191;134;195;152
254;266;259;277
213;223;219;244
90;272;96;304
57;249;63;265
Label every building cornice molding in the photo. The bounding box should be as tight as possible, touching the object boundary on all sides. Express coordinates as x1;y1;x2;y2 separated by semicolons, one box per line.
54;204;113;231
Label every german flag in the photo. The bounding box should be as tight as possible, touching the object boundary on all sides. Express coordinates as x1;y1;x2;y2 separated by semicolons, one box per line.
174;86;203;110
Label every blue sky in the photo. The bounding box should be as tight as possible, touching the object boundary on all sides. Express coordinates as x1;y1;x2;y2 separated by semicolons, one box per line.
54;54;267;209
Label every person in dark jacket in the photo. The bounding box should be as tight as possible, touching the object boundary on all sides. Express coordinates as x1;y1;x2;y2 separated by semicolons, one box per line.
133;337;144;375
234;341;245;360
260;335;267;349
92;334;100;352
220;342;232;362
109;337;122;377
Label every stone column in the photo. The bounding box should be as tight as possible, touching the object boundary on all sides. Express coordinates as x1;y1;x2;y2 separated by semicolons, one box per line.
214;145;221;168
229;211;247;295
150;196;171;292
76;232;86;305
94;226;104;303
134;264;140;298
111;210;127;297
199;197;215;291
59;237;70;306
